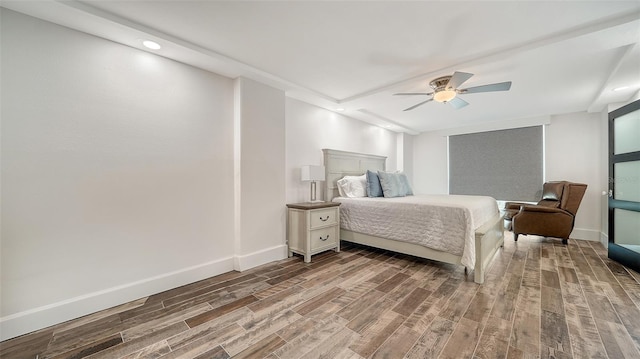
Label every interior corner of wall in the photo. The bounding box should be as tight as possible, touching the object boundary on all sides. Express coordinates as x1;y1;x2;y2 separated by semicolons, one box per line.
600;232;609;248
232;256;242;271
233;245;288;272
233;78;243;268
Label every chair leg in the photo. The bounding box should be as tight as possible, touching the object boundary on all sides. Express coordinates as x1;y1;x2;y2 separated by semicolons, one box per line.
562;238;568;245
514;233;518;241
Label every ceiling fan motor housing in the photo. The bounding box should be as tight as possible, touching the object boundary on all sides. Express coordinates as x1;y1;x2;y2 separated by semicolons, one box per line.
429;76;454;91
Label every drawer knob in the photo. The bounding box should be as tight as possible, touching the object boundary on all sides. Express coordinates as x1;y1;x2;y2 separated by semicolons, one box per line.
320;234;330;241
319;216;330;221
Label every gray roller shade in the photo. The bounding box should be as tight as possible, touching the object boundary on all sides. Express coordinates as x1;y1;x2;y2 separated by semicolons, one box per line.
449;126;543;201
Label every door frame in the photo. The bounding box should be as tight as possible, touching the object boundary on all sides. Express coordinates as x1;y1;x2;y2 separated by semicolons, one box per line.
608;99;640;273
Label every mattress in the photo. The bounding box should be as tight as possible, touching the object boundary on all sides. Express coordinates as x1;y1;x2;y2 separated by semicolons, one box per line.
333;195;499;268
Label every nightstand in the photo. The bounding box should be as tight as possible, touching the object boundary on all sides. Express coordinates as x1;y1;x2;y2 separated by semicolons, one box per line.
286;202;341;263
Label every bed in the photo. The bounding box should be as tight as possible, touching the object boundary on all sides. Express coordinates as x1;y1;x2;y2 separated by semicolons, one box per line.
322;149;504;284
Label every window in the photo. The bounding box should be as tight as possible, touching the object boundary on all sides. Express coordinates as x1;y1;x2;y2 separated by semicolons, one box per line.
449;126;544;201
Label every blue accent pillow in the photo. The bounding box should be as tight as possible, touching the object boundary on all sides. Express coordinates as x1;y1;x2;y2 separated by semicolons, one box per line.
377;171;405;198
366;170;384;197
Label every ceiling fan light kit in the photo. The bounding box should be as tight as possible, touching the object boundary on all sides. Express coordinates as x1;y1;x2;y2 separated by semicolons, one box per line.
395;71;512;111
433;89;456;103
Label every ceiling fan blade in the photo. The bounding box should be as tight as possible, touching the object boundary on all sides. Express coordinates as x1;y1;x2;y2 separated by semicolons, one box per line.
460;81;512;94
394;92;433;96
448;96;469;110
446;71;473;89
403;99;433;111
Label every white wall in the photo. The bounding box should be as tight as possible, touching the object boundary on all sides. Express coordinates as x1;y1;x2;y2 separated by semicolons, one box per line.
1;10;398;340
412;131;449;195
234;78;287;269
397;133;415;184
545;112;602;240
285;98;397;203
1;9;238;340
412;111;605;240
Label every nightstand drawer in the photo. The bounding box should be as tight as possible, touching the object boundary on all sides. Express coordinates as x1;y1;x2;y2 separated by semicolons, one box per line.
310;208;338;229
310;226;338;250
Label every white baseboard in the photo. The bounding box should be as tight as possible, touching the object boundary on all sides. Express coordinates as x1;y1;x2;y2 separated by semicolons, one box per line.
233;244;288;271
0;256;235;341
570;228;602;242
1;245;290;341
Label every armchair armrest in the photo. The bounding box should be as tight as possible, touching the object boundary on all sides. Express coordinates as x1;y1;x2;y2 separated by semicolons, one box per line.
504;201;528;210
518;205;571;215
504;202;535;221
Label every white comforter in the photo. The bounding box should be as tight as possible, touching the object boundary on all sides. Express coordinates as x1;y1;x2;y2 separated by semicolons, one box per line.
333;195;499;268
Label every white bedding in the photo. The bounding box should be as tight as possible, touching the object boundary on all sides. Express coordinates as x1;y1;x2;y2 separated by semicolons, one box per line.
333;195;499;268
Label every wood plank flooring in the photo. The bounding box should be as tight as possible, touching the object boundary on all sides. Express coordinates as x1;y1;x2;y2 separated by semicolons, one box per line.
2;231;640;359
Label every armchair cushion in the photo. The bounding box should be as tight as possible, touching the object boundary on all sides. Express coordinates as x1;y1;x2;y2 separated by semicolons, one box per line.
537;181;564;208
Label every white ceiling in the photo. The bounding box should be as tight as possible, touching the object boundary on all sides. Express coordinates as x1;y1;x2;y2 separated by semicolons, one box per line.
3;1;640;134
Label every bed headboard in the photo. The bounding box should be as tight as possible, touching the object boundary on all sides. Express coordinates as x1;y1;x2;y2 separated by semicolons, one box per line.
322;149;387;201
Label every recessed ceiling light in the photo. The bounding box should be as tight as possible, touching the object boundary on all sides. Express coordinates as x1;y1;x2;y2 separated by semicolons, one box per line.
613;86;629;92
142;40;161;50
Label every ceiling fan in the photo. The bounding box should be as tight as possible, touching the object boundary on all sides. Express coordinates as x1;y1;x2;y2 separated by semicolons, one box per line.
394;71;512;111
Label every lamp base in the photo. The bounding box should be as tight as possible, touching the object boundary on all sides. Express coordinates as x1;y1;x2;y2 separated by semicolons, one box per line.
309;181;322;202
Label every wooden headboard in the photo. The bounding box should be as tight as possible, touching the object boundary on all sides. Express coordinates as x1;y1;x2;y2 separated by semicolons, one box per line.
322;149;387;201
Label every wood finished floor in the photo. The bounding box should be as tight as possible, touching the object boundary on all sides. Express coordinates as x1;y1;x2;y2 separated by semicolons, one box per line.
2;231;640;359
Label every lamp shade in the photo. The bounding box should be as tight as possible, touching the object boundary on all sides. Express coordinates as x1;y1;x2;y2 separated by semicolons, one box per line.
301;165;325;182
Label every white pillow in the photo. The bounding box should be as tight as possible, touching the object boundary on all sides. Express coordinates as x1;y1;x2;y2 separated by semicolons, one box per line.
337;175;367;198
336;179;347;197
